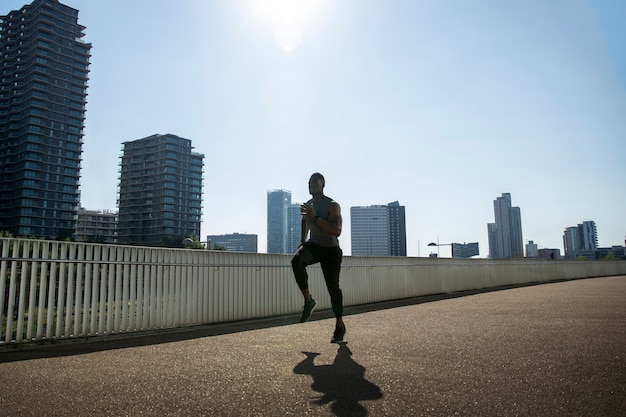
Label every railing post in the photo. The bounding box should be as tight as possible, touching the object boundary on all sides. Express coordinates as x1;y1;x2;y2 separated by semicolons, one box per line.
36;242;49;340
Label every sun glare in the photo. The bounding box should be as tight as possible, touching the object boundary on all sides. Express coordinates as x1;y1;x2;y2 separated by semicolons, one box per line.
247;0;328;52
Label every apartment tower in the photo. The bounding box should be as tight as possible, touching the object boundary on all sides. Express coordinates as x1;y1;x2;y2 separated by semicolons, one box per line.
117;134;204;245
0;0;91;238
564;221;597;259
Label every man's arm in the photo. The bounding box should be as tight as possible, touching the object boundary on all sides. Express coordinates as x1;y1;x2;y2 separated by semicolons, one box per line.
301;217;309;243
315;202;342;237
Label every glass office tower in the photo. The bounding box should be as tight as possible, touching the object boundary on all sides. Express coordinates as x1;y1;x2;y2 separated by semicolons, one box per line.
490;193;524;258
0;0;91;238
267;189;291;254
266;189;302;254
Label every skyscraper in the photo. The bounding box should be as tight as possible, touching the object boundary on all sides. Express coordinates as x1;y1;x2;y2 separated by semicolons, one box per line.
487;223;498;258
563;226;580;259
488;193;524;258
509;205;524;258
564;220;597;259
266;189;301;254
387;201;407;256
0;0;91;238
578;221;597;251
117;134;204;245
286;203;302;254
351;201;407;256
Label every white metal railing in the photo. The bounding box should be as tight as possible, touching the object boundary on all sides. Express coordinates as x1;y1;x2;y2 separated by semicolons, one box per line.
1;238;625;346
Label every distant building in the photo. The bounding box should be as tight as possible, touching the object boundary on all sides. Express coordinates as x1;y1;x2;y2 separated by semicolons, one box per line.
75;208;117;243
267;190;302;254
577;246;625;261
525;240;538;258
563;227;581;259
286;204;302;254
452;242;479;258
487;223;498;258
601;246;625;260
351;201;407;256
267;189;289;254
537;248;561;260
488;193;524;258
579;221;597;251
117;134;204;245
387;202;407;257
563;221;597;259
207;233;258;252
0;0;91;239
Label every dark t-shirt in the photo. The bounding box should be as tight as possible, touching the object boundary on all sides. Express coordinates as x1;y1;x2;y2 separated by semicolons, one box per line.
305;196;340;248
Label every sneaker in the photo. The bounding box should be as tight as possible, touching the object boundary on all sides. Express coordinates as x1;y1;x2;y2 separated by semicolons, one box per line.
299;298;317;323
331;325;346;343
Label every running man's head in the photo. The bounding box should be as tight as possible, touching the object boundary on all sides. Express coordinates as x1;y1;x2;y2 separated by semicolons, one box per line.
308;172;325;196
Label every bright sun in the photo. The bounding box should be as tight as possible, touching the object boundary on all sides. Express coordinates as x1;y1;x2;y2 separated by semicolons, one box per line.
247;0;328;52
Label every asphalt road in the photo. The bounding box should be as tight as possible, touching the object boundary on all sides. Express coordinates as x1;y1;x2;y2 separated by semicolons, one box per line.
1;276;625;417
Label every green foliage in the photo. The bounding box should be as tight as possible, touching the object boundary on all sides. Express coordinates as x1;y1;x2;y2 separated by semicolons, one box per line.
188;236;207;249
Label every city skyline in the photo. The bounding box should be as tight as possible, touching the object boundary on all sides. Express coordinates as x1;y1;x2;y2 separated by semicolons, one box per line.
2;0;624;256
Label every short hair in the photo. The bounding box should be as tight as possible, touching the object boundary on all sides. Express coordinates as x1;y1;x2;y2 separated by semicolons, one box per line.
310;172;325;186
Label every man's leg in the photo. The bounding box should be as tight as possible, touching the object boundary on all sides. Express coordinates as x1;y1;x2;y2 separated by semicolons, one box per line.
292;243;318;322
320;247;345;341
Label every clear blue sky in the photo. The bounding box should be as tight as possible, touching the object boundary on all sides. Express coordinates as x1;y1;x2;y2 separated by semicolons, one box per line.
5;0;625;256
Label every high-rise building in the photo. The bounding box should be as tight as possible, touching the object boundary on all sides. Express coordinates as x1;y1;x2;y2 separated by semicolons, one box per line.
0;0;91;239
488;193;524;258
578;221;597;251
267;189;290;254
387;201;407;257
563;226;580;259
286;203;302;254
266;189;301;254
206;233;257;252
487;223;498;258
117;134;204;245
351;201;407;256
509;206;524;258
563;221;597;259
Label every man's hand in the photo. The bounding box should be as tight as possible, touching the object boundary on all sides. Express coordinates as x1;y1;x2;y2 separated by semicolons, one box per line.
300;203;317;221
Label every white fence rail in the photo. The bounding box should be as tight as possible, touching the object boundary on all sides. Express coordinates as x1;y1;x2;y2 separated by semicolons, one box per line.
2;238;625;346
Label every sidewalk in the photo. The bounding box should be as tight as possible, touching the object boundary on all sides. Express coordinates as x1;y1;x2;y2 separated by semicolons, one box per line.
1;276;625;416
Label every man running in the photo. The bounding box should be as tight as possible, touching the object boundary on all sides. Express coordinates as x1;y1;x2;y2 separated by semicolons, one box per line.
291;173;346;343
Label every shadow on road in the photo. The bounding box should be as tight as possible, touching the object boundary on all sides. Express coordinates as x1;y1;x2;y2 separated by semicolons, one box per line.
294;343;383;417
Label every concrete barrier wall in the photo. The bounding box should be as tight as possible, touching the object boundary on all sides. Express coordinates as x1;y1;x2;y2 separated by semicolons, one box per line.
1;238;625;345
